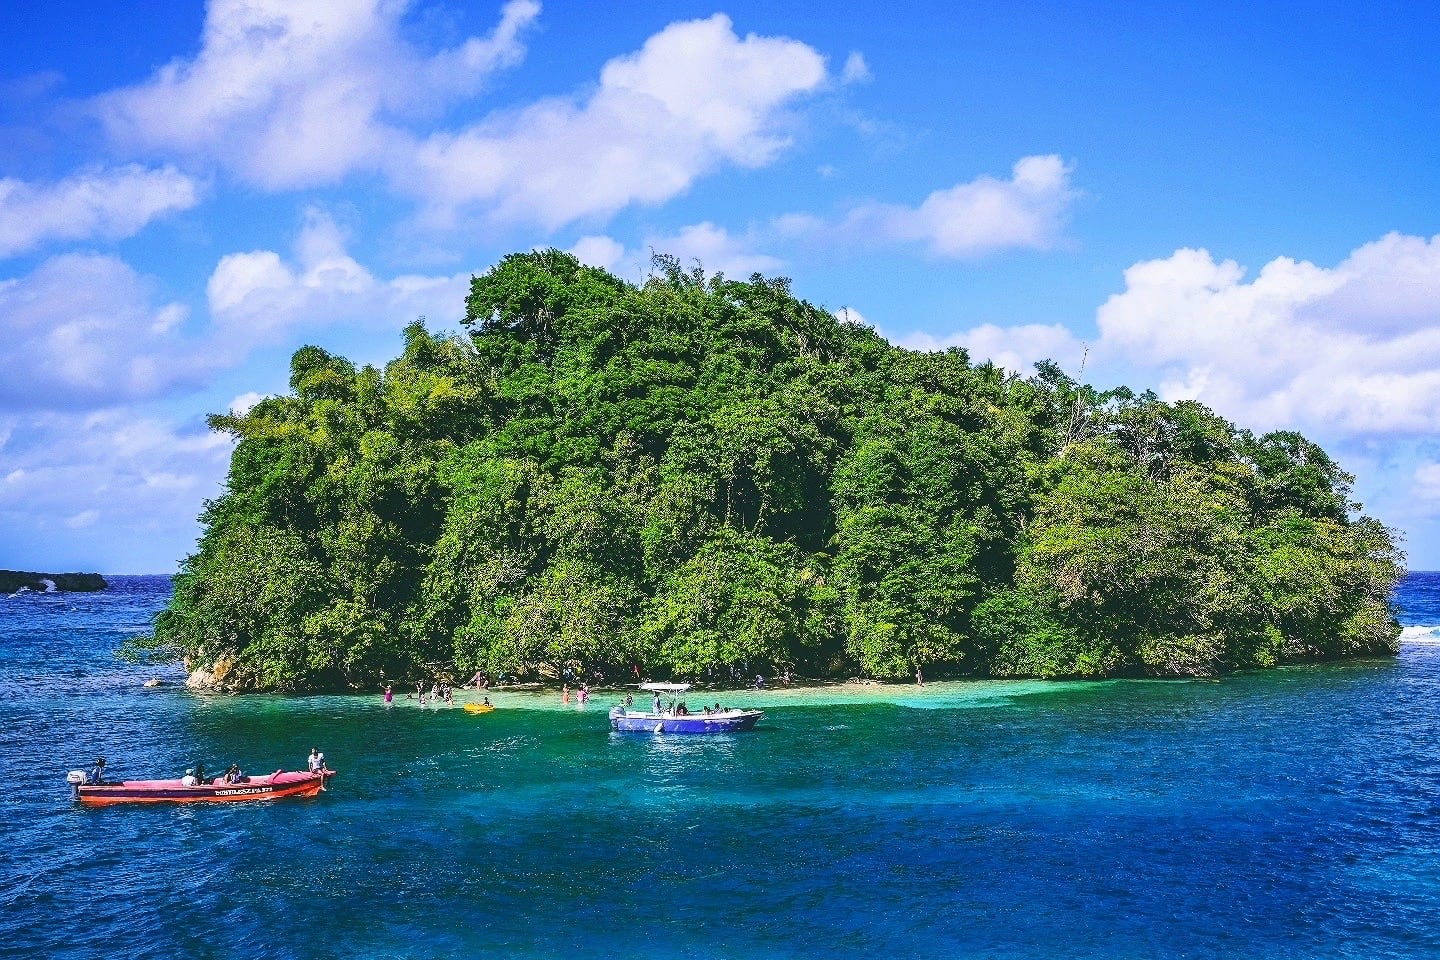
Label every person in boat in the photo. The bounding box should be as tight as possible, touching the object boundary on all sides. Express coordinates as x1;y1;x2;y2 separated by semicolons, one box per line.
482;695;492;707
88;757;107;784
624;693;634;707
652;692;663;714
224;763;245;784
194;762;208;785
308;748;328;791
181;768;198;787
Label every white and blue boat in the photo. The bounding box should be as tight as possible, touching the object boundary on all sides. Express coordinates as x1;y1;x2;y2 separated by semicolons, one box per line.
609;683;763;734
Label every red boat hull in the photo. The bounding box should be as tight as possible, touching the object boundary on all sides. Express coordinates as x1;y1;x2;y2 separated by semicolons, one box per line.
76;770;334;806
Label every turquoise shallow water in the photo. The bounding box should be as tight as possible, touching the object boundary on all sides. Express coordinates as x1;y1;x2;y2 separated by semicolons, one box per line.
3;575;1440;959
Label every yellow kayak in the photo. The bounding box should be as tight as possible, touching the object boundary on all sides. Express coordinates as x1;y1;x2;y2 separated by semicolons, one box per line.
464;703;495;714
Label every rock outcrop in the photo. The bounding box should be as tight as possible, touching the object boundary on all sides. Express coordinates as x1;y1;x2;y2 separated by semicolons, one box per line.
0;570;108;593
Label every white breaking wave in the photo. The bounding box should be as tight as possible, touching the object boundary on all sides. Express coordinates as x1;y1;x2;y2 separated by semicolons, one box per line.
1400;625;1440;644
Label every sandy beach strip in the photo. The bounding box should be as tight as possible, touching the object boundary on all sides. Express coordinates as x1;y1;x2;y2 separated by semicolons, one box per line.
407;676;1130;713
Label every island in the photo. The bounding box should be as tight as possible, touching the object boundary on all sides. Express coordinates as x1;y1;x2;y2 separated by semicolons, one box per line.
122;250;1403;691
1;570;107;593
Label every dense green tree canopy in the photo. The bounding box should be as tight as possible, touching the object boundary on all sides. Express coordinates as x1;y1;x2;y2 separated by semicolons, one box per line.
128;250;1404;690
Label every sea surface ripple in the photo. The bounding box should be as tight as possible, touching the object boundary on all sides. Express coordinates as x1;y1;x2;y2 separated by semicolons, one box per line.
2;575;1440;958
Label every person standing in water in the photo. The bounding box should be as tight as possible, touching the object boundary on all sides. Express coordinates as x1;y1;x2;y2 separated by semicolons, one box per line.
384;684;393;705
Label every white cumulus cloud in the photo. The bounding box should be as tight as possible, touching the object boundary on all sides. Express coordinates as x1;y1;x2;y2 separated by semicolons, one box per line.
840;155;1079;258
894;322;1086;373
569;221;782;280
918;231;1440;437
651;222;784;278
406;14;829;228
1095;232;1440;435
206;208;471;340
569;235;628;273
99;0;540;189
96;4;833;233
0;165;200;258
228;392;265;415
0;211;472;413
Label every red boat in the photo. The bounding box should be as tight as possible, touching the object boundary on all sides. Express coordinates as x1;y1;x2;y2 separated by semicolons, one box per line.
69;770;335;806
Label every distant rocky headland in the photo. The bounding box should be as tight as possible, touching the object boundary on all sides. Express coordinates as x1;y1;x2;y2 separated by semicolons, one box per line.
0;570;108;593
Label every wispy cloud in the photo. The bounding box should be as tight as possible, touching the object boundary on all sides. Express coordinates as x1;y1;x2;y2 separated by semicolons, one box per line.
0;254;205;409
0;165;200;258
1413;462;1440;502
65;509;99;529
840;51;872;84
0;410;234;569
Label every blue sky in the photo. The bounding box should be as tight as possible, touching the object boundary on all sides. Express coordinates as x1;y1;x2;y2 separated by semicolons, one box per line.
3;1;1439;572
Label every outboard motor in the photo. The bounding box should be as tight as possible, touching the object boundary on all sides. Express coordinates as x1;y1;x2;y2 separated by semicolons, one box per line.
66;770;87;800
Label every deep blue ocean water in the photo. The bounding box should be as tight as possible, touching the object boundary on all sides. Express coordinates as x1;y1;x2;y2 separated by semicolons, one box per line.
3;574;1440;959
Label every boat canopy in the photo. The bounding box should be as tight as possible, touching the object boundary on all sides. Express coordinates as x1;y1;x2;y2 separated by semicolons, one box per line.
639;682;691;692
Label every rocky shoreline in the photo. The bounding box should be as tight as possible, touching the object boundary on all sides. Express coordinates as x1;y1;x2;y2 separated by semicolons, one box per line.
0;570;108;593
